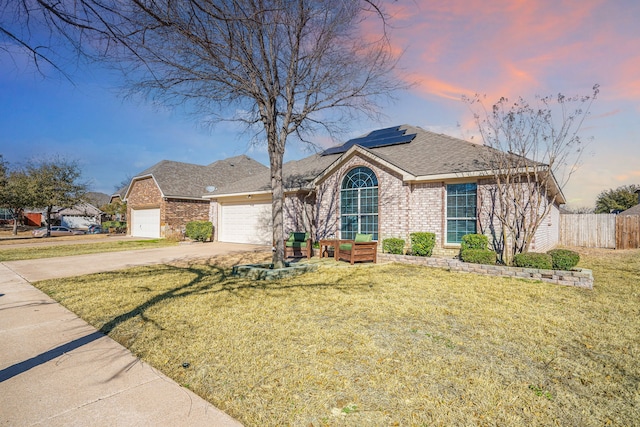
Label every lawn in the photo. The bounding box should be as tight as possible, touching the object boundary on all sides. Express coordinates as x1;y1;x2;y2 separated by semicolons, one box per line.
0;239;177;261
34;249;639;426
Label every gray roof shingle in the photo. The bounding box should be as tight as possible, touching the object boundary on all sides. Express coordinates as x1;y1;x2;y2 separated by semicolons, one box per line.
210;125;536;196
619;203;640;216
134;155;267;199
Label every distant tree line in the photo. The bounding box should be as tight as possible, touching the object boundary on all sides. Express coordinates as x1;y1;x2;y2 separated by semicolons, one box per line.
562;184;640;214
0;155;87;235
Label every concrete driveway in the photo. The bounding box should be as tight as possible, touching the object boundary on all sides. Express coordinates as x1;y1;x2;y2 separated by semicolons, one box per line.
4;240;268;282
0;240;268;427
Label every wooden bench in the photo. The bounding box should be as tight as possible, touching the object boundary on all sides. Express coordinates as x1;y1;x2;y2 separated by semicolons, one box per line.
337;234;377;265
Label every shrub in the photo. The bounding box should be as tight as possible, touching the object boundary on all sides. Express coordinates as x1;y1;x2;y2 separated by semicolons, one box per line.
410;232;436;257
382;238;405;255
185;221;213;242
460;234;489;251
102;221;127;233
460;249;497;265
513;252;553;269
547;249;580;270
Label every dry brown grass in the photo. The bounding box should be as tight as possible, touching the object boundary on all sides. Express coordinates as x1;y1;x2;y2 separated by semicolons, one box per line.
0;239;177;261
34;248;640;426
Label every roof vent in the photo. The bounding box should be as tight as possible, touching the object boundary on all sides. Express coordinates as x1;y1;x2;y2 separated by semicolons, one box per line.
206;186;217;192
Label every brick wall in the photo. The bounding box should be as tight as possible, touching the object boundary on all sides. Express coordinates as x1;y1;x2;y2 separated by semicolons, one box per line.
126;177;161;236
127;177;210;238
314;155;472;255
284;192;315;235
127;177;162;208
315;173;340;239
316;155;411;243
163;198;210;237
531;202;560;252
408;182;445;254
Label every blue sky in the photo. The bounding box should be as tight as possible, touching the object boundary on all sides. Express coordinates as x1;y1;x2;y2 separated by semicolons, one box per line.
1;0;638;208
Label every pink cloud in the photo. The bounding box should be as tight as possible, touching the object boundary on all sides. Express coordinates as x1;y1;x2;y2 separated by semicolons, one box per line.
615;170;640;181
381;0;637;105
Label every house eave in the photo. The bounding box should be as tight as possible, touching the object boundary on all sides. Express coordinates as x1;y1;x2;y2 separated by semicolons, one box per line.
163;195;209;201
203;190;273;199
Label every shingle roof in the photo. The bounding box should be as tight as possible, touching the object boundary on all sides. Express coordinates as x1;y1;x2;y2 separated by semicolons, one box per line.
209;125;537;197
362;124;496;176
619;203;640;216
133;155;267;199
58;202;103;216
208;153;338;195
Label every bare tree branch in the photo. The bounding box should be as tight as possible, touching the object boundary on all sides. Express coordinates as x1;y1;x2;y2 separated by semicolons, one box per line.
2;0;406;267
464;85;599;264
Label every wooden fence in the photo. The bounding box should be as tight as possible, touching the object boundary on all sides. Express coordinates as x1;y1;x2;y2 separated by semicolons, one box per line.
559;214;616;248
616;215;640;249
559;213;640;249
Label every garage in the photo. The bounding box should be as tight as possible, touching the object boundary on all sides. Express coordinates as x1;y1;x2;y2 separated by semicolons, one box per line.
131;208;161;238
219;202;271;244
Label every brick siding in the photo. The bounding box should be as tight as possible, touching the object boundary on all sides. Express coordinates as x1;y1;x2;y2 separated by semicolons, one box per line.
163;198;210;237
127;177;210;238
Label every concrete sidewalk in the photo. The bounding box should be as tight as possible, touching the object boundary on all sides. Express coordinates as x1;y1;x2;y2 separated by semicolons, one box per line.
0;242;267;426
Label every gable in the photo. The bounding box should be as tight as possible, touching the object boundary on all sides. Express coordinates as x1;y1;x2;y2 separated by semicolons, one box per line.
127;177;162;206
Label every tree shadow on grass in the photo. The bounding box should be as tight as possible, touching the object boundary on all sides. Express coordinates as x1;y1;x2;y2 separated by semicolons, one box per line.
1;257;374;382
99;261;374;334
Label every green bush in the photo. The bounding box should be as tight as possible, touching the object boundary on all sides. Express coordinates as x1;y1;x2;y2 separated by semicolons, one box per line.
410;232;436;257
460;249;497;265
460;234;489;251
513;252;553;269
547;249;580;270
185;221;213;242
382;238;405;255
102;221;126;233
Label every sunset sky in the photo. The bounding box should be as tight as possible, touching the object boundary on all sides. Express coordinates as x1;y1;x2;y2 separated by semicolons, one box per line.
1;0;638;208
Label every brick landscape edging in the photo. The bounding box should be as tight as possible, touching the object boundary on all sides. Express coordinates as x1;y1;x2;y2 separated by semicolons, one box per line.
378;253;593;290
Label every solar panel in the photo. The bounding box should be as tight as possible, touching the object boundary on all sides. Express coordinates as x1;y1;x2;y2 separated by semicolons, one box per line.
322;126;416;156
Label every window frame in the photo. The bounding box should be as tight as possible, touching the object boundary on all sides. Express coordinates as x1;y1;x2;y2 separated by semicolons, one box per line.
340;167;379;240
445;182;478;245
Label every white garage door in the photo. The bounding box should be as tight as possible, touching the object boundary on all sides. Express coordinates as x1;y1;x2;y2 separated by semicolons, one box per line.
219;202;271;244
131;208;161;238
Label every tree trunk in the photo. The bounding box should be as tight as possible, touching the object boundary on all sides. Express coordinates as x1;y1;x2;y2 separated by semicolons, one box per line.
12;214;18;235
46;206;53;237
270;150;285;269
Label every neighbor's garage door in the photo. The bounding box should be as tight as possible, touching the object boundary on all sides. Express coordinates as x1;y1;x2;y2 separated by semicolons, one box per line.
219;202;271;244
131;208;161;238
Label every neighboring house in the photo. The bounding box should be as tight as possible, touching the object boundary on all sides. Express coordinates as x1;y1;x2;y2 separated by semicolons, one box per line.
205;125;565;255
123;155;267;238
58;202;104;229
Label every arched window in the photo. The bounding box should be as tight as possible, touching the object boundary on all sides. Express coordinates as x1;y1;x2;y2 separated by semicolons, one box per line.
340;167;378;240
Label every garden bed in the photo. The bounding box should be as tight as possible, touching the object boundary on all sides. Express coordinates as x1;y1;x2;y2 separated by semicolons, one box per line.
232;262;317;280
379;253;593;289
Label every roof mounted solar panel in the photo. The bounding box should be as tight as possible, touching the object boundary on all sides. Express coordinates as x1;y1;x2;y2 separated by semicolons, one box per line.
321;126;416;156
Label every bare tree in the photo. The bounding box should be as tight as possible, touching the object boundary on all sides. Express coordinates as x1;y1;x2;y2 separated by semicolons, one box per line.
464;85;599;265
2;0;404;267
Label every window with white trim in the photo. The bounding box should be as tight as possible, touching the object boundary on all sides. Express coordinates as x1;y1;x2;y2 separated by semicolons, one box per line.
340;167;378;240
446;183;477;244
